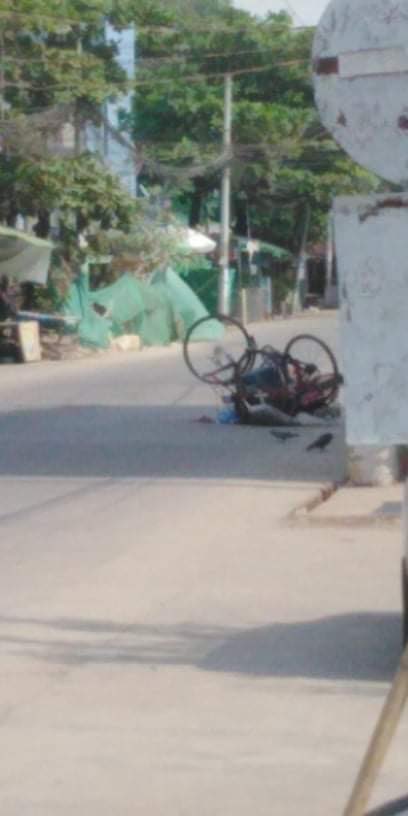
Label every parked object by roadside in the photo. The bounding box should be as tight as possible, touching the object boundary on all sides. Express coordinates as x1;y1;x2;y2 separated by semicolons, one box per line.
183;314;343;428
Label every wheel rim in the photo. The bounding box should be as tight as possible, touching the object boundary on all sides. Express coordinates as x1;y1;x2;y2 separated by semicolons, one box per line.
286;337;337;380
183;315;253;385
284;335;339;405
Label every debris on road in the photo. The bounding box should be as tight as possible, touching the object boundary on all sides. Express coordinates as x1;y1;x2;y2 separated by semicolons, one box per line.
184;315;343;429
216;406;239;425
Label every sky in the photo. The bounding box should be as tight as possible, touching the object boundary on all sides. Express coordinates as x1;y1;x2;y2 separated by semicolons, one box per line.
233;0;329;25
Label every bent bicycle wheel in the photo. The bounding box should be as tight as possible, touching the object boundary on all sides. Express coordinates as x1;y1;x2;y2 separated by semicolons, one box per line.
366;796;408;815
183;314;254;386
283;334;339;403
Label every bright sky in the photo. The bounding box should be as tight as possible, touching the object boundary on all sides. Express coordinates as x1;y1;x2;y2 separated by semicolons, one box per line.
233;0;328;25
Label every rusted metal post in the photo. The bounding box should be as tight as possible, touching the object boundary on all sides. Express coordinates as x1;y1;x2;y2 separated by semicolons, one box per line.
343;645;408;816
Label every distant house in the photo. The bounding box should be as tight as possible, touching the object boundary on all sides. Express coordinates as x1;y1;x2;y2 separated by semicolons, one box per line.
85;23;137;197
305;241;338;309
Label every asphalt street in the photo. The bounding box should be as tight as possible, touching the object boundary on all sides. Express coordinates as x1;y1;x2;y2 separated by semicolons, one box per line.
0;313;405;815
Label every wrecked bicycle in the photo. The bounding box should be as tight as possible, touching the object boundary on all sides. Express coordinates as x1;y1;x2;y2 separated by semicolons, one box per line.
183;314;343;423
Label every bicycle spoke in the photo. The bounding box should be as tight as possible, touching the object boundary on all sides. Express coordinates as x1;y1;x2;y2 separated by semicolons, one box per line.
184;315;253;385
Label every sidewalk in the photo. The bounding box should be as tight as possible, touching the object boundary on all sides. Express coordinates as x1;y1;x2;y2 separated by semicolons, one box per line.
293;483;403;528
284;480;406;814
1;477;406;816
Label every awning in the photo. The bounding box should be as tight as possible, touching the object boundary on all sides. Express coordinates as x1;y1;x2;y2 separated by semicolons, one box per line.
0;225;53;285
180;227;216;255
168;226;216;255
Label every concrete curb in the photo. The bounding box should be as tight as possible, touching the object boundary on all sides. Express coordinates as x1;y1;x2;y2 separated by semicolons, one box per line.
289;513;401;529
287;482;338;524
288;482;402;529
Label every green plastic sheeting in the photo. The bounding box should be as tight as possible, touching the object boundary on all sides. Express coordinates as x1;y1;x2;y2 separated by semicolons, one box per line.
64;266;223;349
176;258;219;315
64;267;112;349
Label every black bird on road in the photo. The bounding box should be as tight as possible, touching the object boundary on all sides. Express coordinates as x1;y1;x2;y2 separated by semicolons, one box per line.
271;431;299;442
306;432;334;452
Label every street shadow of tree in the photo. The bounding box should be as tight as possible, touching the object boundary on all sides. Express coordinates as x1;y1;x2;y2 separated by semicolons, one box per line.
0;611;401;683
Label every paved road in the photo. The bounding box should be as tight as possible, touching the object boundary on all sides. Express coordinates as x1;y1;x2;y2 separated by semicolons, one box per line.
0;313;404;815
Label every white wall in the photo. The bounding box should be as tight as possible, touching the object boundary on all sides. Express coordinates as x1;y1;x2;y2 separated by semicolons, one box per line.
86;24;136;197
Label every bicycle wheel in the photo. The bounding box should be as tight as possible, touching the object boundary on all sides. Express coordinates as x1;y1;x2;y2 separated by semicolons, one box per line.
183;314;255;386
283;334;339;402
366;796;408;815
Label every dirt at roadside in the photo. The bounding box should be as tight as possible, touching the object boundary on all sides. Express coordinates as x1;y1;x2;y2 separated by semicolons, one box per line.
40;333;101;362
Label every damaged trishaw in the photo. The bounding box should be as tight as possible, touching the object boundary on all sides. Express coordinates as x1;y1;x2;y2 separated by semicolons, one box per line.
183;314;343;426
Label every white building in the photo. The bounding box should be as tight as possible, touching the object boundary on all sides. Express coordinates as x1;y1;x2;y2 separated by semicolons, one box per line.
86;23;137;197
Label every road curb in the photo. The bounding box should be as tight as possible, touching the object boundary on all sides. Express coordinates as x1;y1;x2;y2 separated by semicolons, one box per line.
287;482;402;528
287;482;338;524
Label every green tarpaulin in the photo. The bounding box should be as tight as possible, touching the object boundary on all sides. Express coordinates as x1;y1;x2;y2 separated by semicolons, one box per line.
64;267;222;349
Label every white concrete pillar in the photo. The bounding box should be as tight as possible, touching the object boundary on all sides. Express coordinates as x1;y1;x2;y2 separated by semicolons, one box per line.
347;446;398;486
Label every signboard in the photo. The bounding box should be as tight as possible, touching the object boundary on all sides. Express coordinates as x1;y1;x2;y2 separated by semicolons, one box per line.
334;194;408;445
313;0;408;185
17;321;41;363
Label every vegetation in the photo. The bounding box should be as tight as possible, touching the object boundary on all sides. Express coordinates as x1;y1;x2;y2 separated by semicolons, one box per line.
0;0;179;275
0;0;379;290
131;1;379;252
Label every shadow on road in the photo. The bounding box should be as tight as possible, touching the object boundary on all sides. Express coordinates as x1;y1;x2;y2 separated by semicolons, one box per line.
0;404;344;483
0;612;400;683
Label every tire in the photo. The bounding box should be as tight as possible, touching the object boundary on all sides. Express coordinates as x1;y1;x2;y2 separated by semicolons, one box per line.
183;314;255;386
403;558;408;647
366;796;408;815
283;334;339;404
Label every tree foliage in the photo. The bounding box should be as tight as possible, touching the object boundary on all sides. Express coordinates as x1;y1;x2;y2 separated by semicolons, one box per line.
0;0;380;271
0;0;179;272
131;0;379;251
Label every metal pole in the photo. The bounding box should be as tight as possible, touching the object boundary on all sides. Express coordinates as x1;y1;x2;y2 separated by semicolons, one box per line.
0;30;5;122
324;208;334;307
343;643;408;816
344;478;408;816
293;204;311;313
74;30;83;157
218;73;233;315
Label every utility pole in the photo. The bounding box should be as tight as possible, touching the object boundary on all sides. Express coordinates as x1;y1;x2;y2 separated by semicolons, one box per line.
74;29;83;157
0;30;5;123
218;73;233;315
293;204;311;313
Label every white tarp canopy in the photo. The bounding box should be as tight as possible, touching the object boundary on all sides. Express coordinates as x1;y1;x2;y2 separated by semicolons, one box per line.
179;227;216;255
167;226;216;255
0;225;53;285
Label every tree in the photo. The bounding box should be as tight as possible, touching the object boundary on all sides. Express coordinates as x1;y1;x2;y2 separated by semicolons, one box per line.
0;0;379;279
129;2;378;251
0;0;180;273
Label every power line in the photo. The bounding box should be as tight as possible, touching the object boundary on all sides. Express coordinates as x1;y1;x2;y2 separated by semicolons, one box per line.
0;45;308;69
0;57;311;92
0;8;315;34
